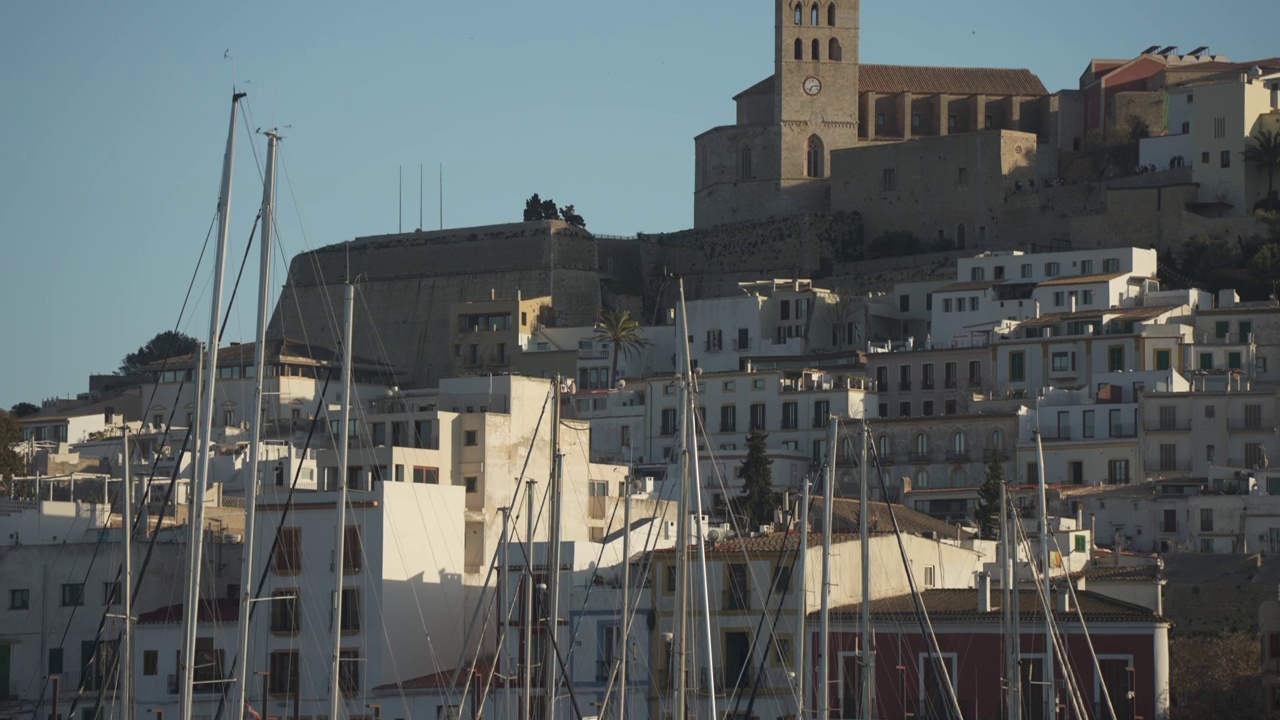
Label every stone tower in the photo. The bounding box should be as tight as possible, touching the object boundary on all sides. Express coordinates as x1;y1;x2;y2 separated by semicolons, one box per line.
775;0;859;190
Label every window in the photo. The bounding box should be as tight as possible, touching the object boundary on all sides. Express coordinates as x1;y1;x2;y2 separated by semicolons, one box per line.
1206;445;1216;462
1108;459;1130;484
465;476;479;493
827;1;836;25
900;294;911;311
944;362;957;389
923;565;936;587
1221;150;1231;168
1019;263;1032;279
269;651;299;695
875;112;885;129
828;37;842;61
1200;508;1214;532
1081;289;1094;305
969;267;984;282
810;2;819;25
952;431;966;456
942;298;953;313
10;588;29;610
1051;352;1071;372
806;135;824;177
665;565;677;593
464;430;478;446
1155;349;1171;370
141;649;157;676
793;38;803;59
1080;259;1094;275
1054;290;1065;307
877;403;888;419
794;2;802;24
103;582;121;606
749;403;766;431
340;588;361;632
1229;352;1242;370
921;363;934;390
812;400;830;428
1200;539;1214;553
1240;321;1253;343
1199;352;1213;370
1201;150;1210;164
342;526;362;573
1159;444;1177;471
899;402;911;418
413;466;439;484
1213;116;1226;139
273;527;302;574
661;408;678;435
61;583;84;607
782;402;798;429
738;145;752;181
881;167;896;191
1103;258;1119;272
1247;443;1267;469
1083;409;1095;439
898;365;912;391
948;114;958;131
773;566;791;592
911;113;922;129
922;400;934;416
1108;345;1125;372
1245;404;1263;429
1009;351;1026;382
720;405;737;432
271;590;299;633
914;433;929;458
1158;405;1178;430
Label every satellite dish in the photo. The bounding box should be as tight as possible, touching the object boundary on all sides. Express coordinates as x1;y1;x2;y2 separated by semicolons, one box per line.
693;367;704;377
616;378;626;389
706;529;721;543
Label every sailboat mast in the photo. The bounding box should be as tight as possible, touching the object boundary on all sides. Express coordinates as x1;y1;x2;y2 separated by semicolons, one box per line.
858;421;872;720
619;476;630;720
1001;477;1022;720
121;425;133;720
817;417;836;720
499;506;512;720
794;475;809;720
181;90;244;720
689;362;718;720
232;128;280;720
523;481;537;720
545;379;564;720
673;279;691;720
1034;428;1054;720
328;282;356;720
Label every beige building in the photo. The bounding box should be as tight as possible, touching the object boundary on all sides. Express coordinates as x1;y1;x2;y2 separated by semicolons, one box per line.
449;292;554;376
692;0;1050;229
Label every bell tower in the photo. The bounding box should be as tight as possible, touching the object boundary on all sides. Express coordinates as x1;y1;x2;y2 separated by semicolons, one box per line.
775;0;859;185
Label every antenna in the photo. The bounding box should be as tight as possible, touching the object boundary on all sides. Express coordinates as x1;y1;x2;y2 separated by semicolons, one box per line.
439;162;443;230
398;165;403;233
419;163;424;231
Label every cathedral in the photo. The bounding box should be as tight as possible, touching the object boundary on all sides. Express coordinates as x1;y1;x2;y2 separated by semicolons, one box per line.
694;0;1054;230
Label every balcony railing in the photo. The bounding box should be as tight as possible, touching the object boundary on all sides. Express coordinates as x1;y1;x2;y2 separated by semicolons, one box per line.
1145;420;1191;432
1155;460;1192;472
945;450;971;463
898;381;912;392
1040;430;1072;442
1228;418;1271;432
944;378;958;389
909;451;932;463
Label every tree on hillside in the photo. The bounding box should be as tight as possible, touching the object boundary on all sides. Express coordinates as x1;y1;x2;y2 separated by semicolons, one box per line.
9;402;38;418
118;330;199;375
736;429;780;527
593;309;646;384
0;411;24;481
1169;630;1265;719
522;194;587;228
1244;128;1280;212
972;453;1005;540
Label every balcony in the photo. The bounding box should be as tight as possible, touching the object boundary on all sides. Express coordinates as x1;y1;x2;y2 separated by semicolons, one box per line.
945;450;971;463
1154;460;1192;472
944;378;958;389
579;348;610;360
1228;418;1272;432
909;451;932;463
1144;420;1191;432
1040;429;1072;442
898;381;912;392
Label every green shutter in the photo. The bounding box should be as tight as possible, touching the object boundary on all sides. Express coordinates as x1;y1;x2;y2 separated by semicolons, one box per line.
1216;321;1229;339
1200;353;1213;370
1075;535;1087;553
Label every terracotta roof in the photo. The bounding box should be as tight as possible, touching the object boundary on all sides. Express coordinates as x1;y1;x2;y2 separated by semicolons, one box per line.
819;498;973;540
860;64;1048;96
373;662;501;693
824;589;1162;623
1083;564;1164;583
935;280;999;293
1016;305;1171;329
1036;272;1125;287
137;598;239;625
652;532;860;556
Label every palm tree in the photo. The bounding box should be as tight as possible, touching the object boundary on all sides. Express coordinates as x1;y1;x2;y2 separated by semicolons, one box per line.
1244;128;1280;212
593;309;646;386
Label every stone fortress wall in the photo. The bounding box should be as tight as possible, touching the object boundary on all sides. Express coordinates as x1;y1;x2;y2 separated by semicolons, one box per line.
267;220;601;389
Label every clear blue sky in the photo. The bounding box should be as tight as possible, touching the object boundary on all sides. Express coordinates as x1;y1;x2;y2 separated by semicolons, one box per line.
0;0;1271;409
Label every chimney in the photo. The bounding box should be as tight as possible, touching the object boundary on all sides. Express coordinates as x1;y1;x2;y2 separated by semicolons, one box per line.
977;572;993;612
1055;584;1071;613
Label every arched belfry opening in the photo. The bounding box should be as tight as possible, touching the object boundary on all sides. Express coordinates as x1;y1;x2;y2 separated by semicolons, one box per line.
794;38;803;60
806;135;825;178
827;2;836;25
811;38;820;60
810;2;819;25
829;37;842;61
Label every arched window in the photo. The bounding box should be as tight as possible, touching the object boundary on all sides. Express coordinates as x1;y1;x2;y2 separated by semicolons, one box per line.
877;434;889;459
827;1;836;25
806;135;824;178
738;144;752;181
828;38;843;62
794;38;803;60
952;467;967;487
794;2;803;24
957;223;967;249
1170;155;1185;169
811;2;820;25
953;431;967;456
811;38;820;60
915;468;929;488
914;432;928;456
990;429;1004;455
